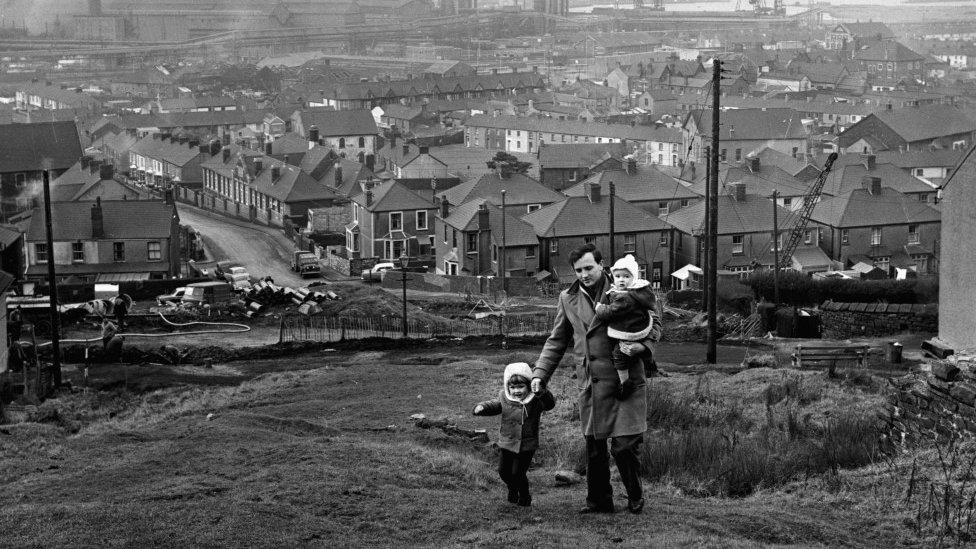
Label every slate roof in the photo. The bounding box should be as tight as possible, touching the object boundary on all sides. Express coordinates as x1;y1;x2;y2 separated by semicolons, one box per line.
293;109;378;136
107;110;270;131
683;108;807;141
439;172;562;208
244;158;342;203
330;72;545;101
874;149;967;168
665;192;791;235
537;143;629;169
25;200;177;242
868;105;976;144
810;187;942;227
565;167;700;203
442;199;537;247
522;195;671;237
755;147;821;180
822;162;937;196
464;114;682;142
267;132;312;155
0;121;82;173
853;40;924;63
130;135;205;167
50;162;145;202
352;180;434;212
837;22;895;39
382;104;425;121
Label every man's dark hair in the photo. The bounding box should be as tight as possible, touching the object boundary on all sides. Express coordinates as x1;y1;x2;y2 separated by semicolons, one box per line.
568;243;602;266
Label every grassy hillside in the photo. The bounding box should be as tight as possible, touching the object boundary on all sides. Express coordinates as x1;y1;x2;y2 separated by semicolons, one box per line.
0;348;960;546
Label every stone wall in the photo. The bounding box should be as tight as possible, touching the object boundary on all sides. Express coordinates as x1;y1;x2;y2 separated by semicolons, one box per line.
820;300;938;339
884;355;976;442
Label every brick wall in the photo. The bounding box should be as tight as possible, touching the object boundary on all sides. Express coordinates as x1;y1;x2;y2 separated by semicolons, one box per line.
820;300;938;338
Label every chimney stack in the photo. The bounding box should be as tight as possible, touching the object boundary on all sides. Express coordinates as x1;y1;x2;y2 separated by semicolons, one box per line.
209;140;221;156
222;148;231;162
80;156;91;169
222;133;230;146
164;188;174;205
864;154;876;171
99;163;114;180
419;146;429;155
477;203;490;231
748;156;760;173
365;190;373;206
266;141;273;155
254;159;263;174
728;182;746;202
271;166;281;182
308;125;320;144
440;197;451;218
89;159;102;175
626;157;637;175
862;175;882;195
588;182;601;203
335;166;344;188
91;197;104;239
402;144;410;156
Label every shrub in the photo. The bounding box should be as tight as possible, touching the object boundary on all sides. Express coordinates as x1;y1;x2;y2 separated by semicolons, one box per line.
665;289;702;311
745;271;939;305
716;278;755;315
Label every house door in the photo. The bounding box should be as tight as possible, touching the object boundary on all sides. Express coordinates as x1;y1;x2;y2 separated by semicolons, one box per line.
392;240;405;259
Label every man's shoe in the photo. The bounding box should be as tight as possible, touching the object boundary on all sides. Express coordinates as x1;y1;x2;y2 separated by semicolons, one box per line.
578;503;615;514
517;494;532;507
507;489;519;504
627;498;645;514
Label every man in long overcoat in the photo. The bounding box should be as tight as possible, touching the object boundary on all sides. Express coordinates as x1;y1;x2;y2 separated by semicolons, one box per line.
531;243;661;514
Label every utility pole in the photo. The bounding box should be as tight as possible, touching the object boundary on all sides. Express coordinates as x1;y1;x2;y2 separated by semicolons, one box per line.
772;190;781;305
609;181;616;261
703;146;710;309
707;60;721;365
501;189;507;293
42;170;62;389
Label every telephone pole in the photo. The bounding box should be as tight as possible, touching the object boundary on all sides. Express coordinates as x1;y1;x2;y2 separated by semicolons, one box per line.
772;189;781;304
42;170;62;389
706;60;721;364
703;146;710;309
609;181;616;261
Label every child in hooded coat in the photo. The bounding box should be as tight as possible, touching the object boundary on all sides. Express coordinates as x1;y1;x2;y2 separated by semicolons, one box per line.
473;362;556;507
595;254;658;400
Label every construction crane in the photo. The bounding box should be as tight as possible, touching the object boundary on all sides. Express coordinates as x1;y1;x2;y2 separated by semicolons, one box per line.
777;152;838;269
748;0;785;15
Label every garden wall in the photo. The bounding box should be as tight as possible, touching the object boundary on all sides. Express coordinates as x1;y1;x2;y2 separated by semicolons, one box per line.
820;301;938;339
884;355;976;442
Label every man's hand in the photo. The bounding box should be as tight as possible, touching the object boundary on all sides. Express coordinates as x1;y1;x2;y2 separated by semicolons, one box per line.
473;404;485;414
594;302;608;315
531;377;544;393
618;341;646;356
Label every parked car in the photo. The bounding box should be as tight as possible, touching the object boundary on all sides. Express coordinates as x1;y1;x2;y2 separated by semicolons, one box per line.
226;273;252;292
156;287;188;306
361;262;396;282
292;251;321;278
215;260;243;277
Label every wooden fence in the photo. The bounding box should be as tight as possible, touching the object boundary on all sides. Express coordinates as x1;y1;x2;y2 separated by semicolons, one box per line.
278;313;557;343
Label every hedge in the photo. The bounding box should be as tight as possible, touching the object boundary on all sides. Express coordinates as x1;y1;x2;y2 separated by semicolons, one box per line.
745;271;938;305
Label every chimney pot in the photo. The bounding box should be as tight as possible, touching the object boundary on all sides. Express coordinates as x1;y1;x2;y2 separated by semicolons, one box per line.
99;163;114;180
308;125;320;143
478;203;490;231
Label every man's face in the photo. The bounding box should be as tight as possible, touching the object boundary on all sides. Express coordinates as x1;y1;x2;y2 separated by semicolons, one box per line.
573;252;603;288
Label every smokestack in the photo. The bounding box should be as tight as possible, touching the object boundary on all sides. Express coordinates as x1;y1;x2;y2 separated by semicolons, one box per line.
91;197;104;239
308;125;320;144
99;164;114;180
588;182;601;203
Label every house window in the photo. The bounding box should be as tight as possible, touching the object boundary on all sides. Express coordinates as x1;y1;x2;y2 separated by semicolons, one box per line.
770;232;781;252
624;234;636;252
35;243;48;263
871;227;882;246
416;210;428;230
113;242;125;262
720;149;727;161
390;211;403;231
659;233;669;247
912;254;928;273
550;239;558;254
71;242;84;262
732;234;744;254
443;223;448;243
492;245;498;261
444;261;458;275
658;142;664;151
680;199;689;207
734;149;742;162
526;246;536;259
791;147;799;158
527;204;542;213
358;136;365;148
908;224;919;244
841;229;849;244
783;197;792;208
15;173;26;188
658;202;669;216
804;230;812;245
874;256;890;272
466;232;478;252
148;241;162;261
915;168;924;176
339;137;346;148
568;170;577;182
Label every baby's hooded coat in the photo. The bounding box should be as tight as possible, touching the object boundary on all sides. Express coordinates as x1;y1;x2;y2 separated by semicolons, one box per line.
473;362;556;453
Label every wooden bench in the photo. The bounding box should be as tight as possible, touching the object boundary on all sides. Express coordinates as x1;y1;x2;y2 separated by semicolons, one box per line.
792;344;870;376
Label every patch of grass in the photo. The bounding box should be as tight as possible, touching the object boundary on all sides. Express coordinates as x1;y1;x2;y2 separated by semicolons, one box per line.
763;371;823;407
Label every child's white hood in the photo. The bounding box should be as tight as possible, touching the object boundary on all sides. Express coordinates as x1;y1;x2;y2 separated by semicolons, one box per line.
503;362;535;404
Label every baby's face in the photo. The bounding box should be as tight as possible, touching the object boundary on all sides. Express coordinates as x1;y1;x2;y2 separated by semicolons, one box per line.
508;381;529;400
612;269;633;290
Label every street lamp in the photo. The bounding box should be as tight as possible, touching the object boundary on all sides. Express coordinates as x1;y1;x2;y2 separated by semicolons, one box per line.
399;252;409;338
